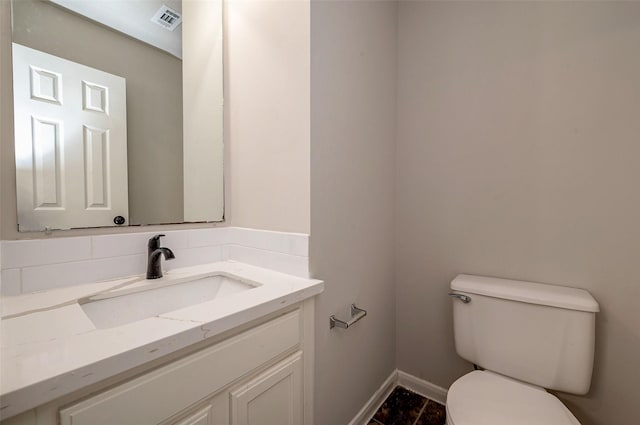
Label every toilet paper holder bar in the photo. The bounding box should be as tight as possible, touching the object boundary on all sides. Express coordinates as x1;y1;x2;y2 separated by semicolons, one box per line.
330;304;367;329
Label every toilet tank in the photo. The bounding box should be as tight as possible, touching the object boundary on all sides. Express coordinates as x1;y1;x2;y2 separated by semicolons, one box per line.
450;274;599;395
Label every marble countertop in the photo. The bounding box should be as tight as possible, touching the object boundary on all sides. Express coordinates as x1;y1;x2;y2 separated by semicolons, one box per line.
0;261;323;418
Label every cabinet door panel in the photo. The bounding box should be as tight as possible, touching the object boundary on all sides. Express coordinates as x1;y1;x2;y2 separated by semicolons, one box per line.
230;352;303;425
162;391;229;425
173;406;212;425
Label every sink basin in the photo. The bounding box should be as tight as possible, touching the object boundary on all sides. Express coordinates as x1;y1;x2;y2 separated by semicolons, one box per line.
80;274;257;329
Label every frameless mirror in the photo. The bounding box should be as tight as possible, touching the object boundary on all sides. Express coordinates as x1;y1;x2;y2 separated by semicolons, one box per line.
11;0;223;232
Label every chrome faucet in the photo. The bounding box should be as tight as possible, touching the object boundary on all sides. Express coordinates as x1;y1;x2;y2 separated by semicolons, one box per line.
146;234;175;279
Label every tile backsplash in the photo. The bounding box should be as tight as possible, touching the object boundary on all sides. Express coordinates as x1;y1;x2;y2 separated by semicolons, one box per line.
0;227;309;296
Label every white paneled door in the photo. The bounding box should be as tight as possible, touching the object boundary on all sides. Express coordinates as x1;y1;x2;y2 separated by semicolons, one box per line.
12;43;128;231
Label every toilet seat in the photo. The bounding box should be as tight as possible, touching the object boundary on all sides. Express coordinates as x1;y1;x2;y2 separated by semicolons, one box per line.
446;371;581;425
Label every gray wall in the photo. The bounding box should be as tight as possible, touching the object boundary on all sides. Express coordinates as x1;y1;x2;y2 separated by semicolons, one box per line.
8;0;184;231
310;1;397;424
396;2;640;424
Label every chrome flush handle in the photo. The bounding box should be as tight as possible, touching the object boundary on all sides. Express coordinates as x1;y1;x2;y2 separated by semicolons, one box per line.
449;293;471;303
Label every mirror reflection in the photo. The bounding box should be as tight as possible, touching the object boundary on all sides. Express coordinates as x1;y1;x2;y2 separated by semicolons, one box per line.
11;0;223;232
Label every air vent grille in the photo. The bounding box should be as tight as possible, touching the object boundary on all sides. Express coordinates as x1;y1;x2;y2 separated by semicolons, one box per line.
151;5;182;31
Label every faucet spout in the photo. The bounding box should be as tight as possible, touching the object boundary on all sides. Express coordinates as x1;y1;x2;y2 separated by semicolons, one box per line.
146;246;175;279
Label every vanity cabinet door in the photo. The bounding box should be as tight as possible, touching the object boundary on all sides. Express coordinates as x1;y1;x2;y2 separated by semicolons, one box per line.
229;352;303;425
172;406;214;425
163;387;229;425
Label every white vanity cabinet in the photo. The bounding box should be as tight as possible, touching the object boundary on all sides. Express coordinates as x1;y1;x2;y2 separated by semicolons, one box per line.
1;301;315;425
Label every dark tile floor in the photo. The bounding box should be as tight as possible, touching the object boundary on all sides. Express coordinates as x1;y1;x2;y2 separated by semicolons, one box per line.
368;386;446;425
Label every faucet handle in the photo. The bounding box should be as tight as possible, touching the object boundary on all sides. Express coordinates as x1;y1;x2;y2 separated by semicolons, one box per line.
148;234;166;250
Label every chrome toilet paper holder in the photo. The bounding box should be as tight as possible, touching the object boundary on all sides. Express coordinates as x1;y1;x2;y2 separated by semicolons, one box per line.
330;304;367;329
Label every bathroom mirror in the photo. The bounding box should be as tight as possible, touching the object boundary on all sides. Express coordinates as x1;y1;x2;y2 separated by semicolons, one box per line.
10;0;223;232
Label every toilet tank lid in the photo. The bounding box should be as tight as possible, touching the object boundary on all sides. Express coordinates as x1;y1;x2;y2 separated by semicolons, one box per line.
451;274;600;312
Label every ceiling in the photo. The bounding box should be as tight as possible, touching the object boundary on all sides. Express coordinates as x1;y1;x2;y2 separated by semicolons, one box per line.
49;0;183;58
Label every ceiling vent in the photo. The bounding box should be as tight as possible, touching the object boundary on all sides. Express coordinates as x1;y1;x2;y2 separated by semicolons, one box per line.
150;5;182;31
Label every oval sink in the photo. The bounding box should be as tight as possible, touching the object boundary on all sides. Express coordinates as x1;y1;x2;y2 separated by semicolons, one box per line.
80;274;257;329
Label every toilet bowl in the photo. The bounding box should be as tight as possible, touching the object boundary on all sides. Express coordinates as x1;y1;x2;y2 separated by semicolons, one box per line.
447;275;599;425
446;371;580;425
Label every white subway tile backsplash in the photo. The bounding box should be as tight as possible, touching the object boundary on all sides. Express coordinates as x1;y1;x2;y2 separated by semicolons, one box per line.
221;244;231;261
1;269;21;296
158;231;190;252
187;227;231;248
287;235;309;257
227;244;309;278
1;227;308;294
92;231;189;259
165;246;224;271
229;228;308;257
1;237;92;269
21;254;146;293
91;233;147;258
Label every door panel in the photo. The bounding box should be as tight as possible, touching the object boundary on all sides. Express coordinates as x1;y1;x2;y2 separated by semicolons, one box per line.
83;125;109;208
12;43;128;231
31;116;63;208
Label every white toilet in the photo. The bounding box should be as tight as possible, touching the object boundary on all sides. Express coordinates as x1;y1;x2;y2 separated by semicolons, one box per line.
446;274;599;425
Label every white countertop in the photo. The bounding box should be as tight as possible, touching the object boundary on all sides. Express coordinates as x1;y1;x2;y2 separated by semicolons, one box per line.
0;261;323;419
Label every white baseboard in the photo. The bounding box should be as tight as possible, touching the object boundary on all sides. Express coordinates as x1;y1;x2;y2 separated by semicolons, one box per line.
347;370;398;425
397;370;448;405
348;369;449;425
